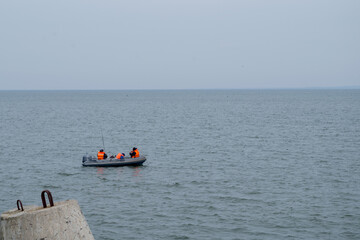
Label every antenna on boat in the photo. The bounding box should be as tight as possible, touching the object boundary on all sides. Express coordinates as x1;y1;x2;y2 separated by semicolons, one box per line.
101;128;106;152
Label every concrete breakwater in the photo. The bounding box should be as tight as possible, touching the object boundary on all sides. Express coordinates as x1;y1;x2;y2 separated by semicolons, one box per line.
0;191;94;240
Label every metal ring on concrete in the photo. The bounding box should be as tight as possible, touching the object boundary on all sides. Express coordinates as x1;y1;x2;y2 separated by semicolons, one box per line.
17;200;24;211
41;190;54;208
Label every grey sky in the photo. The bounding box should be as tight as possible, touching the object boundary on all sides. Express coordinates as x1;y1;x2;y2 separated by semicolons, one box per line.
0;0;359;90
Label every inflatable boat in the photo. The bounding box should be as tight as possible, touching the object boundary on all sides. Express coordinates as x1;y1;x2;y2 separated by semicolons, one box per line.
82;155;146;167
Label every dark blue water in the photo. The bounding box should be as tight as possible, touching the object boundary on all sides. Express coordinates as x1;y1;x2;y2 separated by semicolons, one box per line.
0;90;359;239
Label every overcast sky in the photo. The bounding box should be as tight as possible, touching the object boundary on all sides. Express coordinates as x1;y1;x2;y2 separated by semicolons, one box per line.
0;0;359;90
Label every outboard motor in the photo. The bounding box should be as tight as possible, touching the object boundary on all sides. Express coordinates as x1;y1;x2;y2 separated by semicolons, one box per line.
82;155;88;163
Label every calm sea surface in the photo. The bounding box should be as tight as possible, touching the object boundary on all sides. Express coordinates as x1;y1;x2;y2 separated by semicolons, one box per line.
0;90;359;240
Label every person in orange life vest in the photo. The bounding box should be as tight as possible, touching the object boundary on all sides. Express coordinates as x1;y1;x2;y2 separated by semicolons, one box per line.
97;149;108;160
129;147;140;158
116;153;125;159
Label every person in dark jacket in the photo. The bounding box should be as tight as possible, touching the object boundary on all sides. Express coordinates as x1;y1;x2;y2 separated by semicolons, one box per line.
97;149;108;160
129;147;140;158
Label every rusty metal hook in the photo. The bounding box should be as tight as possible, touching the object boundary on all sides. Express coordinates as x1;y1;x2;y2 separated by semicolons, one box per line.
41;190;54;208
17;200;24;211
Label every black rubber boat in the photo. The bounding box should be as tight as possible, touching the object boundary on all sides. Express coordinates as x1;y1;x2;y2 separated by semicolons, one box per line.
82;155;146;167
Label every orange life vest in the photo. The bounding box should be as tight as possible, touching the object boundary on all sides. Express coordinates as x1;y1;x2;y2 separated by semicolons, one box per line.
134;149;140;158
116;153;124;159
97;151;105;160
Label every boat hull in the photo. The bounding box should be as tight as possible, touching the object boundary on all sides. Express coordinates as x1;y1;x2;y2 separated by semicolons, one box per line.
82;156;146;167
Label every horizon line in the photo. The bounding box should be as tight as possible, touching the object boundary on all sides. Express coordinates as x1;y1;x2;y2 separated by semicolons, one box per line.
1;86;360;91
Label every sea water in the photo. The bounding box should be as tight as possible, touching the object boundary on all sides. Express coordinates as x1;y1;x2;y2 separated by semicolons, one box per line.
0;90;359;240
